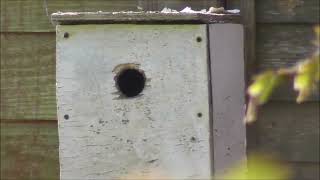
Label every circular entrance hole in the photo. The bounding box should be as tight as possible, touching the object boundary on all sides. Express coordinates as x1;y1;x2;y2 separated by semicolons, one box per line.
116;68;146;97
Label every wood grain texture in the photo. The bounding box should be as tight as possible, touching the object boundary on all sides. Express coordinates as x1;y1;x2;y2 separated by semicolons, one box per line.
51;12;240;25
256;24;319;101
256;101;319;162
289;162;320;180
257;24;317;70
256;0;320;23
228;0;319;23
240;1;258;172
0;0;218;32
270;80;319;102
138;0;218;11
241;0;256;82
1;120;318;180
2;0;319;32
2;121;317;180
0;122;59;180
0;33;56;120
0;0;139;32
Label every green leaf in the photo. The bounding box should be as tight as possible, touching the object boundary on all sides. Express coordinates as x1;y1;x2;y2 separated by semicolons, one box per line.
248;71;283;105
294;54;320;103
223;153;292;180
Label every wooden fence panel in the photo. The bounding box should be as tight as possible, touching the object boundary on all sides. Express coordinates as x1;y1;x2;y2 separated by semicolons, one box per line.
0;0;139;32
256;102;320;162
257;24;317;70
228;0;319;23
0;33;56;120
289;163;320;180
256;0;319;23
0;121;59;180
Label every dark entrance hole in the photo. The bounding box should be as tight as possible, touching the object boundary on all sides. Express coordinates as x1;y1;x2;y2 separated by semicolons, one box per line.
116;68;146;97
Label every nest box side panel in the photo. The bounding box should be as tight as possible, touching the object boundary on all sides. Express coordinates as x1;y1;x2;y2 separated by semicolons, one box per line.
209;23;246;176
56;24;210;179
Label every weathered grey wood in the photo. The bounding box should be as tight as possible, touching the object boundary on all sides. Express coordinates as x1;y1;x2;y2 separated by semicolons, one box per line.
256;101;319;162
1;120;318;180
0;121;59;180
229;0;319;23
138;0;218;11
256;0;320;23
241;0;256;82
209;24;246;176
227;0;240;9
56;24;211;179
0;33;56;120
51;12;240;25
240;0;259;170
289;162;320;180
257;24;318;70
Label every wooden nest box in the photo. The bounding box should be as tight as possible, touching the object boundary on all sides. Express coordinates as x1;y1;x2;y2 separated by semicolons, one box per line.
52;12;246;179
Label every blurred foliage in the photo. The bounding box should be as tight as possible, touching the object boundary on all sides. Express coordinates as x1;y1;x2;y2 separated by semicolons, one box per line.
245;25;320;123
222;153;291;180
122;154;292;180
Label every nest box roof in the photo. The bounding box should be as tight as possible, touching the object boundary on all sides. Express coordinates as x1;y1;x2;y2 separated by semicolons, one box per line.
51;12;241;25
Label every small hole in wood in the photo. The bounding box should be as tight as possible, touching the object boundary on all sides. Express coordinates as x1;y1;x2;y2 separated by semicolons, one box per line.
115;68;146;97
197;112;202;117
196;36;202;42
63;32;69;38
64;114;69;120
190;137;196;142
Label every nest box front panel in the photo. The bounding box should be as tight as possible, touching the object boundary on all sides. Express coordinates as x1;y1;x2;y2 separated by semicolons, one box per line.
56;24;210;179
